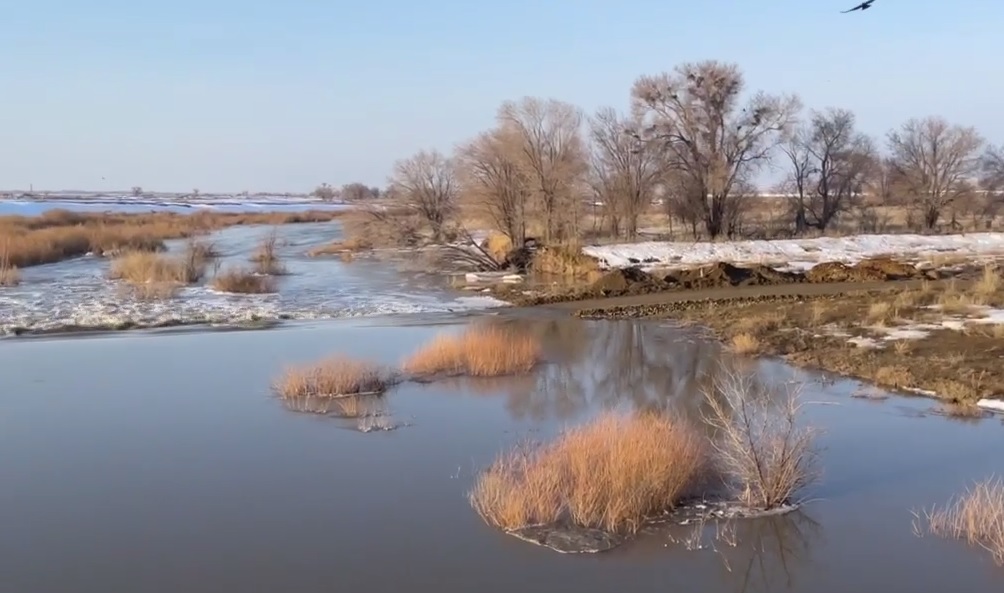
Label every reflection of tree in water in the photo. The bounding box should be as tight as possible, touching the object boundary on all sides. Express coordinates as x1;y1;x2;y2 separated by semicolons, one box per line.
429;316;806;429
718;511;823;593
437;317;738;422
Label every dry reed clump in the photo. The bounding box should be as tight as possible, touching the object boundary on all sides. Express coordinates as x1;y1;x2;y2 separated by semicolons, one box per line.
109;240;211;285
0;245;20;287
469;411;707;533
701;368;820;510
972;265;1002;300
0;209;341;268
307;236;371;257
403;325;541;378
734;310;787;336
482;232;514;263
916;477;1004;565
866;302;898;325
211;267;278;294
250;231;287;275
730;332;763;355
531;245;601;277
273;356;388;398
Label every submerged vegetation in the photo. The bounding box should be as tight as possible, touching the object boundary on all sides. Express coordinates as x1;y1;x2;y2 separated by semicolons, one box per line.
469;366;819;538
273;356;389;398
470;411;707;533
403;324;541;378
916;477;1004;566
211;268;278;294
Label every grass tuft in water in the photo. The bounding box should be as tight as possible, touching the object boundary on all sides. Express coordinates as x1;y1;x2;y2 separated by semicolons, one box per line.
469;411;707;533
403;324;541;378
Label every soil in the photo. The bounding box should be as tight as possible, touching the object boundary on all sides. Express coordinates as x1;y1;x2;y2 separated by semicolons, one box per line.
496;258;949;307
570;281;1004;405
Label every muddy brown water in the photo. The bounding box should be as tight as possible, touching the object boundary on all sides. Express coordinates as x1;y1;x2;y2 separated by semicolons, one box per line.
1;316;1002;592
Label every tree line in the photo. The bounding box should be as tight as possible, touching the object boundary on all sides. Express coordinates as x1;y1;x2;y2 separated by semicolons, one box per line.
322;60;1004;244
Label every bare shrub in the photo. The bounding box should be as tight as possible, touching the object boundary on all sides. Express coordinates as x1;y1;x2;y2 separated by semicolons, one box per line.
701;368;819;509
915;476;1004;565
250;230;286;275
469;411;707;533
273;355;387;398
403;324;541;378
211;268;277;294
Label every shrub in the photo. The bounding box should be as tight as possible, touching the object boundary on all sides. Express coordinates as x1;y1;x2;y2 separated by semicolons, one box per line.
211;268;277;293
701;367;820;510
251;230;286;275
403;324;541;378
469;411;707;533
273;356;387;398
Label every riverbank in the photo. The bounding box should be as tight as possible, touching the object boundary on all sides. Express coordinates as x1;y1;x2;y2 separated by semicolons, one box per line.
568;269;1004;410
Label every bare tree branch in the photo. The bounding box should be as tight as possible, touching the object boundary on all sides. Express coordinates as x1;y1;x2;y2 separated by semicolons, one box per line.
388;150;458;242
588;107;663;240
886;116;984;230
630;61;801;238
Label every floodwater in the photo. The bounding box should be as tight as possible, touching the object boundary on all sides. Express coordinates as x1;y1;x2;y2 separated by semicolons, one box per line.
1;317;1002;593
1;219;505;335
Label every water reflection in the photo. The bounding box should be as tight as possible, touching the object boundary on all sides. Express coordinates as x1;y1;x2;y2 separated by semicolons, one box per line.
717;511;823;593
432;317;734;423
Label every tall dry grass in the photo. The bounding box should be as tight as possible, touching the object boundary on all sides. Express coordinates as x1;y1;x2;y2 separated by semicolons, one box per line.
403;324;541;378
916;477;1004;565
109;240;213;285
0;243;20;287
0;209;341;268
273;356;388;398
211;268;277;293
531;245;601;278
469;411;707;533
701;368;820;510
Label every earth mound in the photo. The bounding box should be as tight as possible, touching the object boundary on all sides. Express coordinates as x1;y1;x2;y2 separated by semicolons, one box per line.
806;258;926;283
664;262;804;290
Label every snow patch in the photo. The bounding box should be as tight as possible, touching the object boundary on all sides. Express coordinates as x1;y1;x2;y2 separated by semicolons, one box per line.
583;233;1004;270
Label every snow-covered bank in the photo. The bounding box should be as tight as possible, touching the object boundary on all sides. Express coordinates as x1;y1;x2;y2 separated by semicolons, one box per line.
583;233;1004;271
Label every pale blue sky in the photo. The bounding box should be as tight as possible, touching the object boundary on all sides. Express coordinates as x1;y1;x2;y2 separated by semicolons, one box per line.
2;0;1001;193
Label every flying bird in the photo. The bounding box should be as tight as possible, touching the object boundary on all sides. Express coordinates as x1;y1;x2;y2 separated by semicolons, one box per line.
842;0;876;12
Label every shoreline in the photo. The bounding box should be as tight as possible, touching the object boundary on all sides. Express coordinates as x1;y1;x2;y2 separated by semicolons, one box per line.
547;282;1004;409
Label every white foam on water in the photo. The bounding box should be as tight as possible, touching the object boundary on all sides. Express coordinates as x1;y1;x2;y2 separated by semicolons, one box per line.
0;222;506;336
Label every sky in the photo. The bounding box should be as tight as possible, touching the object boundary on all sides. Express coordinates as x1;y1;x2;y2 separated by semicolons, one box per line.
1;0;1002;193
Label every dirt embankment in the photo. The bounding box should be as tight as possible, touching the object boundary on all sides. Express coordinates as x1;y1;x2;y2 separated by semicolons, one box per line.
572;274;1004;407
497;258;943;307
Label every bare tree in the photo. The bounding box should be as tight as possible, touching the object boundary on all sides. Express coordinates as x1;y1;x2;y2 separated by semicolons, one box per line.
131;186;143;197
886;116;984;230
388;150;458;242
630;61;801;238
980;144;1004;221
498;97;589;243
312;183;336;201
340;182;378;201
781;108;874;232
456;127;532;246
588;107;663;240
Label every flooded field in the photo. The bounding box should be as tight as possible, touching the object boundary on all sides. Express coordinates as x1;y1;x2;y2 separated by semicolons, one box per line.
0;219;504;335
1;316;1001;593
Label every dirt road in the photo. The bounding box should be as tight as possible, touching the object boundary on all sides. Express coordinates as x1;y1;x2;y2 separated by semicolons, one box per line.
541;277;958;312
